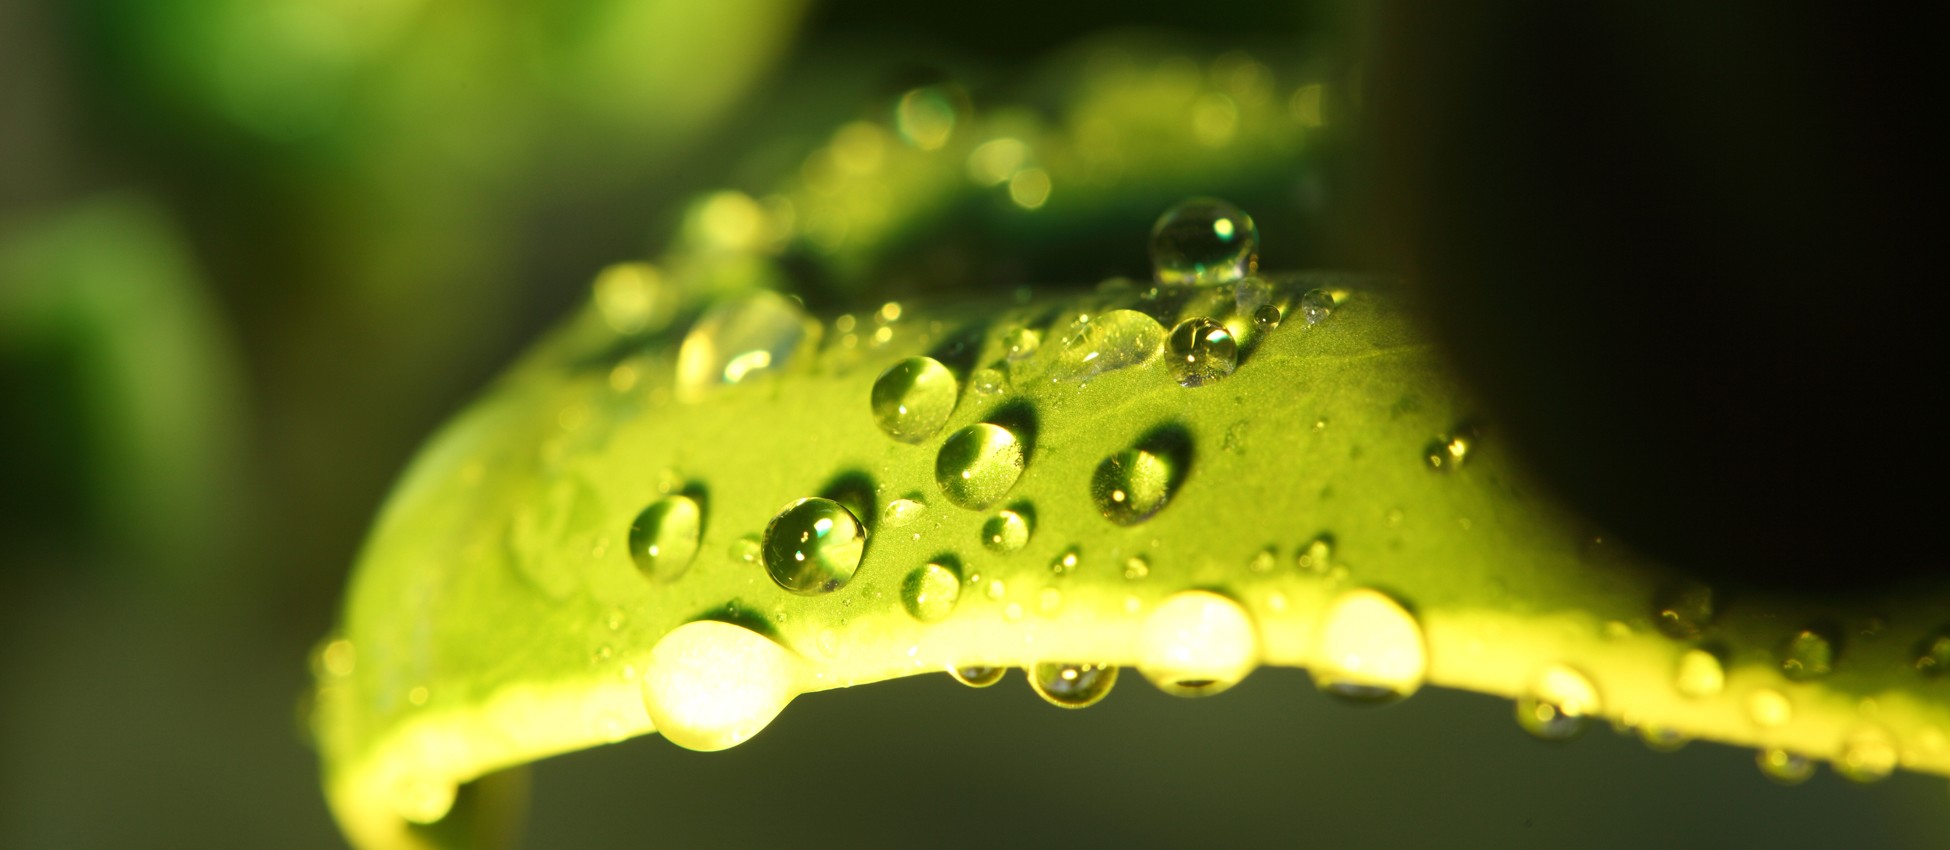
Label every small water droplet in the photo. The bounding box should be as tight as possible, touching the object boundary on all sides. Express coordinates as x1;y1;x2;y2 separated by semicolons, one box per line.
935;423;1026;510
951;666;1006;688
881;498;927;529
1003;327;1042;361
1038;587;1064;614
605;607;628;631
1836;725;1898;783
760;498;867;595
1757;749;1815;785
1780;626;1838;681
871;356;960;443
1516;666;1602;742
1122;555;1150;580
1296;535;1334;574
1748;688;1793;728
675;291;816;401
1149;198;1258;286
1914;627;1950;676
901;562;962;623
1314;589;1426;703
1422;425;1481;473
728;534;761;564
1050;547;1080;576
1051;309;1167;381
982;509;1031;553
1138;591;1259;697
1029;662;1119;708
1674;648;1726;698
1653;581;1717;639
1166;317;1239;387
985;578;1007;600
639;620;801;751
591;644;614;663
592;262;671;335
629;495;703;582
1297;288;1336;324
1092;448;1180;525
1638;726;1690;752
1252;304;1282;330
1247;547;1277;574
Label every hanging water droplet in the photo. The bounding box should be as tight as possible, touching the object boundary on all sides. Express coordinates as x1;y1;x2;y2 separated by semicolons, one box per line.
1779;627;1837;681
1516;666;1602;741
1422;425;1480;473
1050;309;1167;381
935;423;1026;510
1653;581;1717;640
1092;448;1179;525
1836;725;1898;783
981;509;1031;553
951;666;1006;688
628;495;703;582
901;562;962;623
871;356;959;443
1757;749;1815;785
639;620;802;751
675;291;816;401
1914;627;1950;676
1166;317;1239;387
1003;327;1042;361
1296;535;1334;574
1028;662;1119;708
1137;591;1260;697
1050;547;1080;575
1297;288;1336;324
760;498;867;595
1748;688;1793;728
1313;588;1427;703
881;498;927;529
1123;555;1150;580
1637;726;1690;752
1674;648;1726;698
1149;198;1258;286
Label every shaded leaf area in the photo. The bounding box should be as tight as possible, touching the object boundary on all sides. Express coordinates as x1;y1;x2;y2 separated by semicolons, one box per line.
316;273;1950;848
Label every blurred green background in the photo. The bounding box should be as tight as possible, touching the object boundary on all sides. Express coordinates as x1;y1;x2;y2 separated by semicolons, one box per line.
2;1;1943;847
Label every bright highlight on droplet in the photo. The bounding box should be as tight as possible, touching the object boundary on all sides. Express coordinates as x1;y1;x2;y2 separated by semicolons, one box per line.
1029;662;1119;708
1138;591;1260;697
1051;309;1166;381
1313;588;1427;703
1149;198;1258;286
639;620;802;752
675;291;816;401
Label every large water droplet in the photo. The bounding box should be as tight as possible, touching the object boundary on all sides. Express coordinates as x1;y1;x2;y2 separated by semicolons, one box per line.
1166;317;1239;387
1050;310;1166;381
1297;288;1336;324
1092;448;1179;525
1313;589;1427;703
982;509;1031;553
675;291;816;401
1779;626;1837;681
951;666;1006;688
1673;648;1726;698
902;562;962;623
1516;666;1602;741
935;423;1026;510
1653;581;1717;639
1149;198;1258;286
628;495;702;582
639;620;801;751
1029;662;1119;708
1138;591;1260;697
761;498;867;595
871;356;959;443
1757;749;1815;785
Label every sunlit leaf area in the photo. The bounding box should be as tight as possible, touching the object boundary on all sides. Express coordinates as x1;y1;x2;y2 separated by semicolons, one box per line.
3;3;1942;848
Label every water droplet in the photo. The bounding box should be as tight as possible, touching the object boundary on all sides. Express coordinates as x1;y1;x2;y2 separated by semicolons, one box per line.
1092;448;1179;525
951;666;1006;688
1674;648;1726;698
1296;535;1334;574
871;356;959;443
728;534;761;564
639;620;801;751
935;423;1026;510
1050;547;1080;576
901;562;962;623
981;509;1031;553
1247;547;1277;573
970;366;1008;395
1138;591;1259;697
1422;425;1481;473
675;291;816;401
1003;327;1042;361
592;262;671;335
1516;666;1601;742
1149;198;1258;286
1914;627;1950;676
1051;309;1166;381
1297;288;1336;324
1757;749;1815;785
1653;581;1717;639
1780;626;1837;681
1123;555;1150;580
985;578;1007;600
1836;725;1898;783
1638;726;1690;752
881;498;927;528
1028;662;1119;708
1165;317;1239;387
1313;589;1426;703
760;498;867;595
1748;688;1793;728
1252;304;1282;330
628;495;703;582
